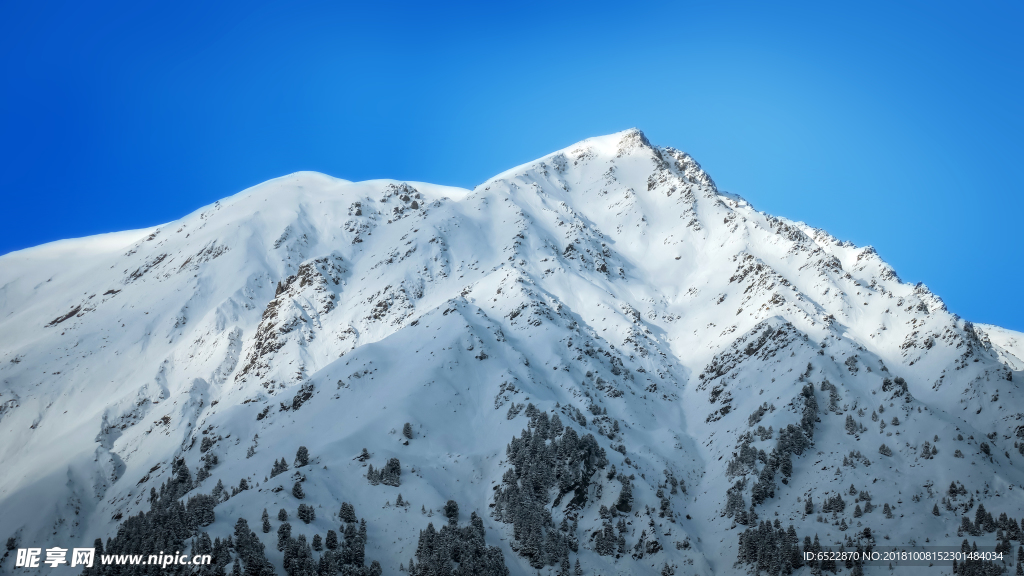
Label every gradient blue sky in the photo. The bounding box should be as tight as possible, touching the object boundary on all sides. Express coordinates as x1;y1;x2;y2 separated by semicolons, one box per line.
1;1;1021;330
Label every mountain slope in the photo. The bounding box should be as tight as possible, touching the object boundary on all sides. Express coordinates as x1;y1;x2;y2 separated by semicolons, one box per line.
1;129;1021;575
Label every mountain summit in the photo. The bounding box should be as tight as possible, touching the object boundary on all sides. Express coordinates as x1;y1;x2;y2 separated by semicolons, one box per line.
1;129;1022;575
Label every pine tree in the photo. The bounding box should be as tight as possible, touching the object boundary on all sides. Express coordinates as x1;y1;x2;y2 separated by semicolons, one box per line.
356;519;368;565
933;504;940;516
262;509;271;533
615;477;633;512
444;500;459;524
277;522;292;551
295;446;309;467
340;502;357;523
312;534;322;551
574;559;583;576
381;458;402;487
292;481;305;499
403;423;414;439
272;458;289;477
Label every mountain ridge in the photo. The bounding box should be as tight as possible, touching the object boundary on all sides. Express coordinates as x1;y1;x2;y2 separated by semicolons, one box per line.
0;129;1021;575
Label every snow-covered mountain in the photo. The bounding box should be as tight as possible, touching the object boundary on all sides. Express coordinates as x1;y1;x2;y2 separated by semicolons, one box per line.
1;129;1022;575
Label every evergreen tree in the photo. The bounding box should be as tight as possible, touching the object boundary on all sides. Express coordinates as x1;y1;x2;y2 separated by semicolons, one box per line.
340;502;357;523
780;453;793;478
492;408;608;566
186;493;217;527
616;477;633;512
403;422;414;439
298;503;316;523
381;458;402;487
272;458;289;478
279;508;288;521
325;530;338;550
277;522;292;551
292;481;304;499
444;500;459;524
262;509;272;533
357;520;368;565
317;552;336;576
295;446;309;468
409;509;510;576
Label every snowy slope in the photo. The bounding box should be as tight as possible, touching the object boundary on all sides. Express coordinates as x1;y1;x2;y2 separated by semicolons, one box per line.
1;129;1022;575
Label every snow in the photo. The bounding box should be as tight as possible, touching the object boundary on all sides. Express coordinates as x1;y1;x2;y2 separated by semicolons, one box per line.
0;129;1021;575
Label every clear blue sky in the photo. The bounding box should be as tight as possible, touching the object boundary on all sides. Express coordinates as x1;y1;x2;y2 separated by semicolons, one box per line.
1;1;1021;331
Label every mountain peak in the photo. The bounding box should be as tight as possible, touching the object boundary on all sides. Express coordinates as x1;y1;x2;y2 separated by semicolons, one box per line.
563;127;655;159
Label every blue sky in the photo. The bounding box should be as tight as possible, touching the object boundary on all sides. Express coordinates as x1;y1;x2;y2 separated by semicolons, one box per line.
1;0;1021;330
